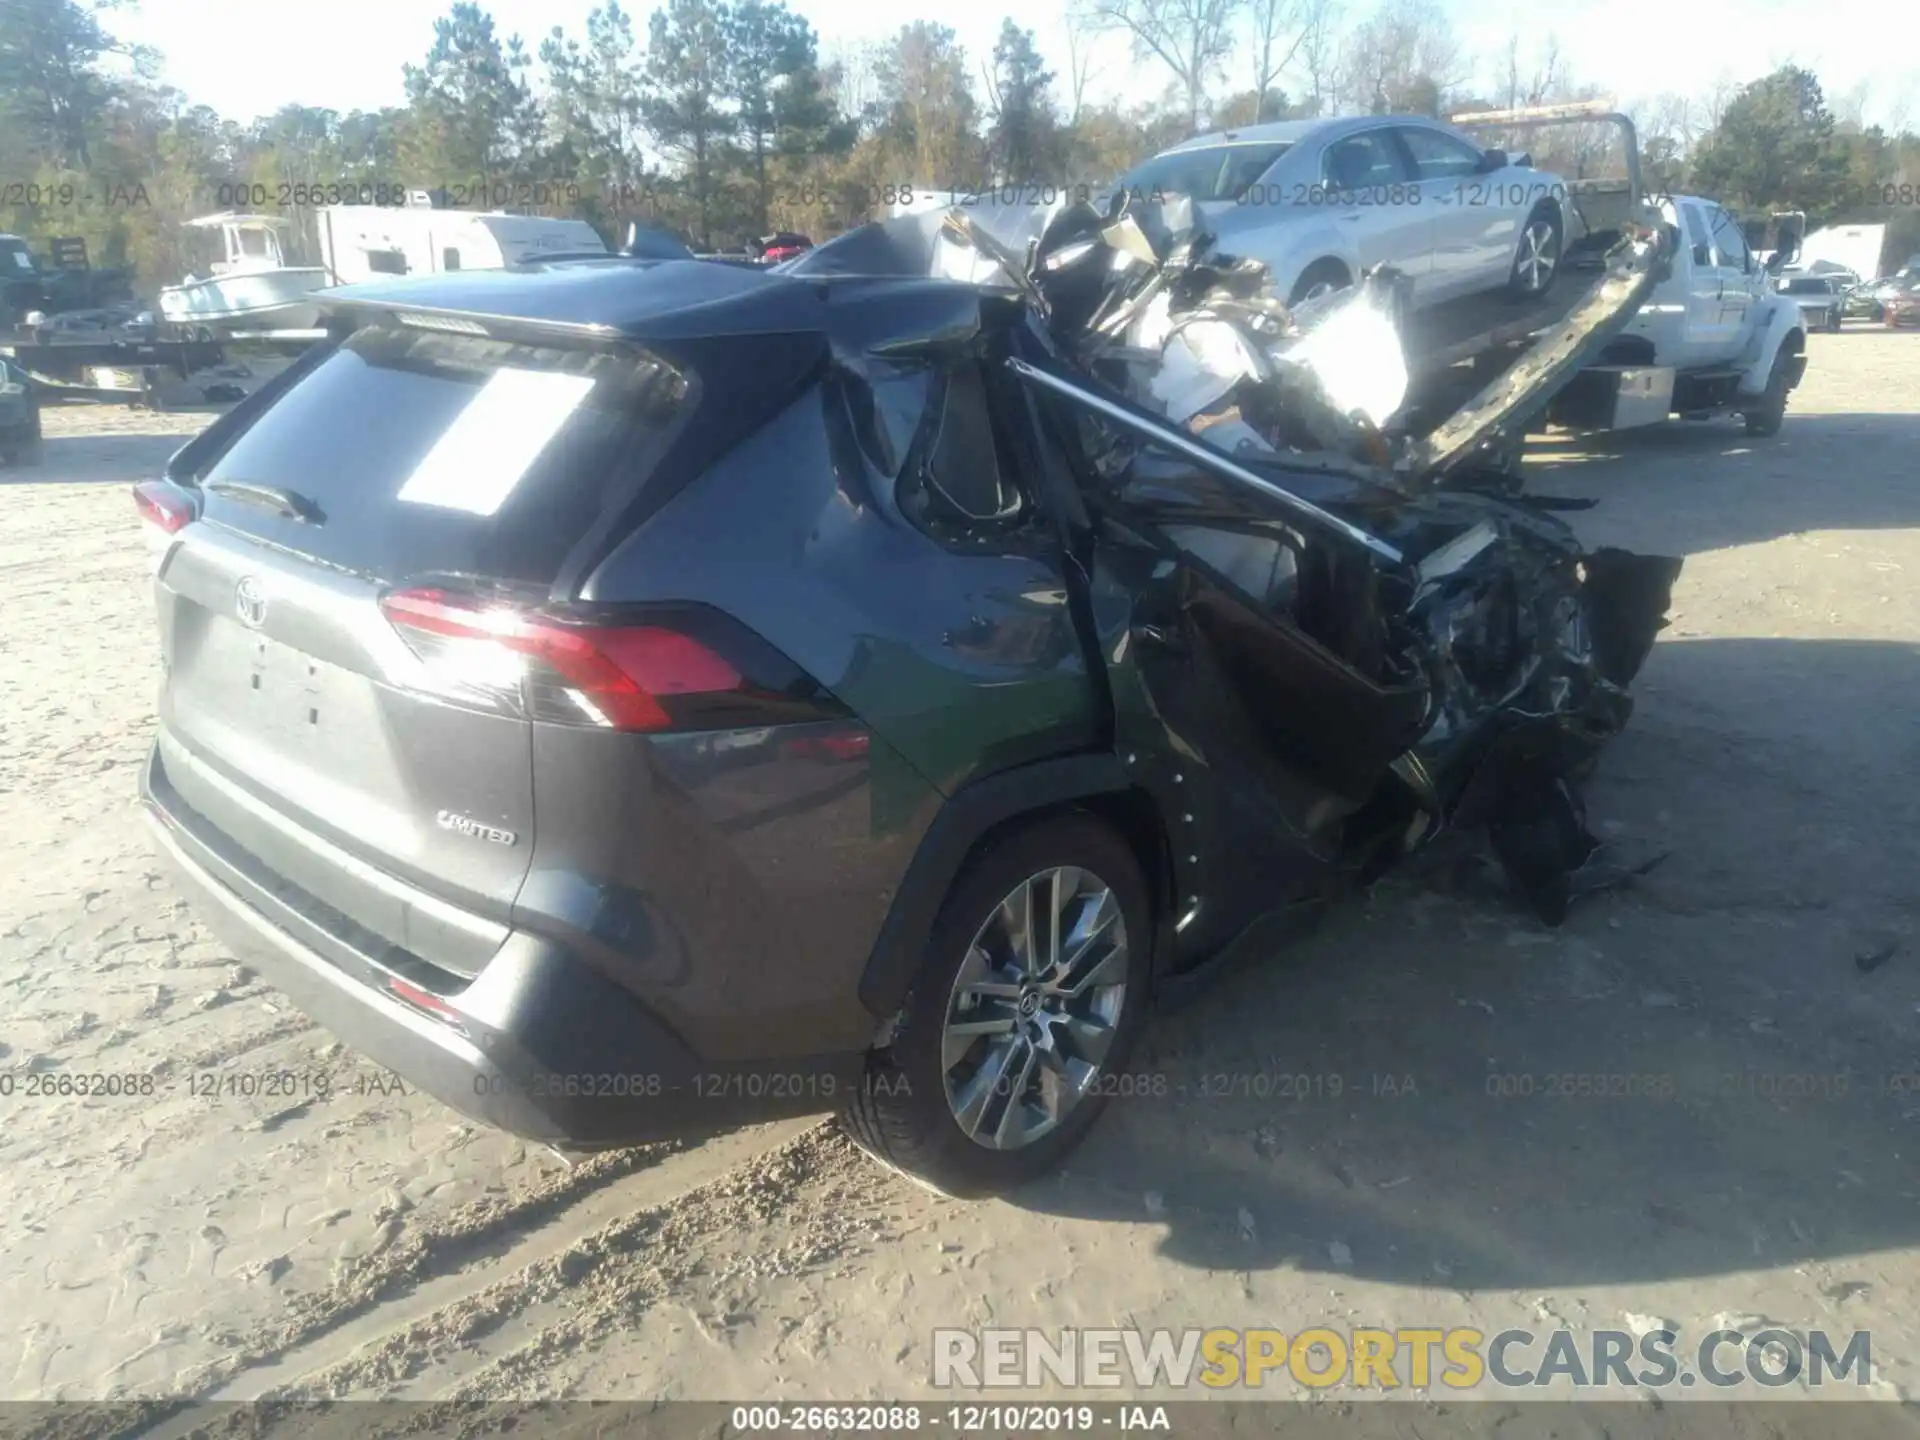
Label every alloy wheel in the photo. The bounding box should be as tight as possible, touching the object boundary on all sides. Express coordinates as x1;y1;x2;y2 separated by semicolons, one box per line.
940;866;1130;1151
1517;220;1559;292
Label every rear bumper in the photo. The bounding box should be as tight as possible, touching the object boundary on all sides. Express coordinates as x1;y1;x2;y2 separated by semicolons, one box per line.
142;746;865;1148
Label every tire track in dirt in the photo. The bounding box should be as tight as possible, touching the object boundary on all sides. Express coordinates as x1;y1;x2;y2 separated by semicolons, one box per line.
6;1137;690;1438
5;1124;902;1440
256;1124;896;1412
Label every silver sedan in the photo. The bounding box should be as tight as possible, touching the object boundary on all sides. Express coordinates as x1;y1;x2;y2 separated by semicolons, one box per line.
1115;114;1572;309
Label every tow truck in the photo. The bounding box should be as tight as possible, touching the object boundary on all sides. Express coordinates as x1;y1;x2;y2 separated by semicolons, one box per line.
1379;102;1808;470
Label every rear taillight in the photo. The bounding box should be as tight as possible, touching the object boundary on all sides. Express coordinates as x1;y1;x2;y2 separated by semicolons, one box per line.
134;480;193;534
378;587;838;734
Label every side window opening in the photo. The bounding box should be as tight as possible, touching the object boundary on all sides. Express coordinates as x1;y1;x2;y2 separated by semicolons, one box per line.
922;365;1021;522
1322;132;1406;191
1396;127;1483;181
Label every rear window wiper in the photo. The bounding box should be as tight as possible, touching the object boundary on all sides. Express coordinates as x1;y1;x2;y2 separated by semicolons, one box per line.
205;480;326;524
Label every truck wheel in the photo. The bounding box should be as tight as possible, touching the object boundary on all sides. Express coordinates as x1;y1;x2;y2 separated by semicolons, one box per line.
840;815;1153;1197
1742;347;1794;437
1289;261;1351;307
1507;206;1562;300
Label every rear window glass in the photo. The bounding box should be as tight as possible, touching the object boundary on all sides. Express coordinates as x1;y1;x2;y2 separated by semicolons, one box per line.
1120;144;1291;203
198;325;685;585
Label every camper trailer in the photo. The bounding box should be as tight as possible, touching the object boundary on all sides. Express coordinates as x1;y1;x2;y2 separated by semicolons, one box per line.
315;201;608;286
1790;222;1891;283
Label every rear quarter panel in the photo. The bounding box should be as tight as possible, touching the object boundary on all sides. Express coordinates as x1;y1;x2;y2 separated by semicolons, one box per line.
557;381;1103;1054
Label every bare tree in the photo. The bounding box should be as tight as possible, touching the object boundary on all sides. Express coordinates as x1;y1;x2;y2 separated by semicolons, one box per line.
1642;91;1696;148
1080;0;1237;133
1884;78;1915;137
1501;31;1562;111
1246;0;1307;122
1062;9;1104;125
826;37;881;122
1831;77;1871;131
1698;72;1738;133
1289;0;1342;115
1336;0;1464;117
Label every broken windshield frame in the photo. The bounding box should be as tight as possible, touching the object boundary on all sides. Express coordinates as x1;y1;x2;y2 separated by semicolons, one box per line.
1006;355;1405;566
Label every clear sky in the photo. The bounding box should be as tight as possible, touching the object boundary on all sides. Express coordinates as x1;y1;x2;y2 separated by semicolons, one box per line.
111;0;1915;134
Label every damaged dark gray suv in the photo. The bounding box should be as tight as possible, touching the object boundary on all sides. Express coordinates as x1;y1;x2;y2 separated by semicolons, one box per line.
137;196;1680;1196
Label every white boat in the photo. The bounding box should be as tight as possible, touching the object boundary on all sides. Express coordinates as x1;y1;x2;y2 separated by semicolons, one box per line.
158;214;329;332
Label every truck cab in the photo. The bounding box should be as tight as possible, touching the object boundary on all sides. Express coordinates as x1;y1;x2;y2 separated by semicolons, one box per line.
1620;196;1776;365
1551;193;1807;437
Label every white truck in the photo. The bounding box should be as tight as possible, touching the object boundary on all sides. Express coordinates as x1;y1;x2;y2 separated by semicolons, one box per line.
1399;108;1811;451
1545;192;1807;438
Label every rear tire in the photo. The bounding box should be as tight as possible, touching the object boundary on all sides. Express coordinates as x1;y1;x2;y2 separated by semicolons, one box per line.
1507;205;1562;300
839;814;1153;1197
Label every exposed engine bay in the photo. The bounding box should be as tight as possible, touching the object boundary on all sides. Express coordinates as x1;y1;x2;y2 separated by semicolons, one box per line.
790;193;1683;924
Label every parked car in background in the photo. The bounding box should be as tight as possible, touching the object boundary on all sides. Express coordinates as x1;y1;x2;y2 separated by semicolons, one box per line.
753;232;814;264
1112;114;1571;307
1776;274;1845;331
0;358;41;463
1844;277;1900;321
619;223;696;261
1883;277;1920;328
1779;258;1860;289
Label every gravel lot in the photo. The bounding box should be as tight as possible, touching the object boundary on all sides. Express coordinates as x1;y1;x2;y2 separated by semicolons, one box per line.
4;330;1918;1420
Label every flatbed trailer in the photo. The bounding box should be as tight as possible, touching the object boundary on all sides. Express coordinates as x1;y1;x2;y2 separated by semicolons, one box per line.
1389;251;1626;464
0;330;229;408
1384;102;1654;464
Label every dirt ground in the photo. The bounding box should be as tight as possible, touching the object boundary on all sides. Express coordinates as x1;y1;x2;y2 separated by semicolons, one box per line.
3;330;1918;1419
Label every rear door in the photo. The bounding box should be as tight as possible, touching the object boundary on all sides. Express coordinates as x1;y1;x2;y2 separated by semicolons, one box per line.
1017;361;1429;960
153;322;684;977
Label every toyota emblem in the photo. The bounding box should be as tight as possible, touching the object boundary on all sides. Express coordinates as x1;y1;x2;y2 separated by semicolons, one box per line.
234;576;268;629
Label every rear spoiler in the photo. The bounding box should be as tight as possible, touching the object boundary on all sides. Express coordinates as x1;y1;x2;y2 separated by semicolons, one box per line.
316;295;630;345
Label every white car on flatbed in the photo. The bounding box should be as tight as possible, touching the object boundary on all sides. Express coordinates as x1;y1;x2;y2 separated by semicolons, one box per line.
1114;114;1572;308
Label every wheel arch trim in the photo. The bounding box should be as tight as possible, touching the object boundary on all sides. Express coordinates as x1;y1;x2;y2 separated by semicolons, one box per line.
855;753;1173;1020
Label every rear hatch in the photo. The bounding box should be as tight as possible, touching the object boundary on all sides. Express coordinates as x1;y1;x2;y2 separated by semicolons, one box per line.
153;320;686;979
